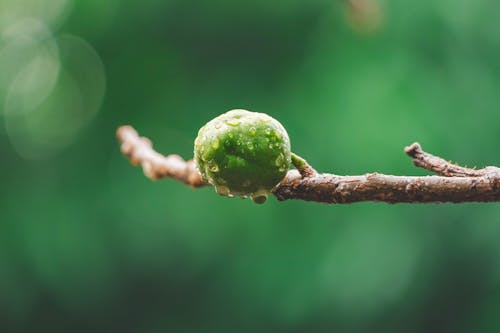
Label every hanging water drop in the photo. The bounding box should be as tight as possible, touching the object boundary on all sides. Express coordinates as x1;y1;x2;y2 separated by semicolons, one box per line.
252;194;268;204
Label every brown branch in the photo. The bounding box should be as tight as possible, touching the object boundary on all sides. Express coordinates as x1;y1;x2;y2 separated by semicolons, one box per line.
274;171;499;203
117;126;500;204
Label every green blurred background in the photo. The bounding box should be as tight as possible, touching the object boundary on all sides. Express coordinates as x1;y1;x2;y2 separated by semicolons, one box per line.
1;0;500;332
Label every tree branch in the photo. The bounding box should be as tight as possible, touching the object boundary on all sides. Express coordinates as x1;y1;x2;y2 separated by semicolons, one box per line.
116;126;500;204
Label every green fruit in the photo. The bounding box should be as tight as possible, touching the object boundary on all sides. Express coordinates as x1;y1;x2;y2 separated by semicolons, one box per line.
194;109;291;203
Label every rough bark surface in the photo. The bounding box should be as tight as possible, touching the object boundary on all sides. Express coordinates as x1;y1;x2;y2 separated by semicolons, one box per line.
117;126;500;204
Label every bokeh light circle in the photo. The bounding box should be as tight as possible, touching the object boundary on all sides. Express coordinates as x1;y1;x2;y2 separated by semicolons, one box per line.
0;0;71;32
4;34;106;159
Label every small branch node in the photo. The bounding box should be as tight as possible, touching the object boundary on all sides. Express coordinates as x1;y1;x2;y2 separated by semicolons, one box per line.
291;153;317;178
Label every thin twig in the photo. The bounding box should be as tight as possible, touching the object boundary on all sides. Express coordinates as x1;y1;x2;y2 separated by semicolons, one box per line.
117;126;500;204
405;142;485;177
117;126;207;187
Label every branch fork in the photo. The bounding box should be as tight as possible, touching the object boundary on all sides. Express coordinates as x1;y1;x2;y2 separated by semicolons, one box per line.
117;126;500;204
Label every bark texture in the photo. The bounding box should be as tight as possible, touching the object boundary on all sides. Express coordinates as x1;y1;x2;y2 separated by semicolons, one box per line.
117;126;500;204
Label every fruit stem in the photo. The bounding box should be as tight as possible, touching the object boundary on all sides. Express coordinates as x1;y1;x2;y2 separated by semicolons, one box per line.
291;153;316;178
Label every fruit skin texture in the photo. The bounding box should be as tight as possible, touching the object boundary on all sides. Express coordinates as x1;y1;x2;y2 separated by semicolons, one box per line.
194;109;291;202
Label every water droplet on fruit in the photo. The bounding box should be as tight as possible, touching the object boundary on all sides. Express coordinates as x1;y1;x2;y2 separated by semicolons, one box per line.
215;185;230;196
251;189;269;204
275;154;284;166
249;127;256;135
274;131;281;139
265;128;271;134
226;119;240;126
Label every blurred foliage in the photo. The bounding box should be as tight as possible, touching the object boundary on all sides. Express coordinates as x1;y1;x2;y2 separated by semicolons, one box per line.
1;0;500;332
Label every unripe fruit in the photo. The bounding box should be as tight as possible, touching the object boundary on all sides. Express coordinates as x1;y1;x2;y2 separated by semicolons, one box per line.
194;109;291;203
